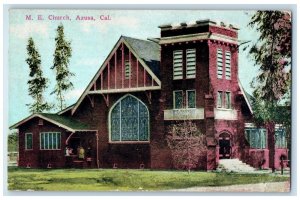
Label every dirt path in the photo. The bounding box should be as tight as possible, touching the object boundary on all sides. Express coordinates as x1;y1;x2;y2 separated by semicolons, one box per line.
169;181;290;192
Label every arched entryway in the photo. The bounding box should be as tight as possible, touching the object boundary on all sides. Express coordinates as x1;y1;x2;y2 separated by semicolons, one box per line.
219;132;231;159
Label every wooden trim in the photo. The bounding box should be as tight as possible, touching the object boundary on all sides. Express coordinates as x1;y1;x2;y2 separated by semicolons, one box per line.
71;37;162;115
114;52;117;89
159;32;238;45
122;42;124;88
25;133;33;150
136;58;139;87
122;39;161;86
10;114;76;132
129;51;131;87
88;86;161;94
108;61;110;89
238;79;253;114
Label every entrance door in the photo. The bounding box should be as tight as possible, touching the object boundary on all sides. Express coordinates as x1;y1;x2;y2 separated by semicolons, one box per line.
219;133;231;159
69;138;81;155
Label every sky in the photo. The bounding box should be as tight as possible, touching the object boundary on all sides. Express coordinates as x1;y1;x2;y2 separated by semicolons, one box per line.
8;9;260;126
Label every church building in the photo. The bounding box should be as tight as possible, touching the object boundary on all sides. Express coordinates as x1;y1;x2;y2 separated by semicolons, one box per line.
10;19;288;170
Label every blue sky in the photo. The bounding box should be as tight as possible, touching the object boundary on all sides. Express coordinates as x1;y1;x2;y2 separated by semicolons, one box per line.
9;9;260;125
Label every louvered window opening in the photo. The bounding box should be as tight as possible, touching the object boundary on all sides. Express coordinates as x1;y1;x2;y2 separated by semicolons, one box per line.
225;51;231;79
217;49;223;79
125;60;131;79
186;49;196;78
173;50;183;80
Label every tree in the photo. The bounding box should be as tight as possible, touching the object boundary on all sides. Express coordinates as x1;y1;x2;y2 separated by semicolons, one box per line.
51;24;73;110
166;120;207;173
247;11;291;171
25;37;51;113
8;131;18;152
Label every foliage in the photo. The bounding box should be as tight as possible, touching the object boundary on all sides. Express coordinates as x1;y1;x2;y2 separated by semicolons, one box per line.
247;11;292;156
25;37;52;113
8;168;289;191
51;24;74;110
166;121;207;172
248;11;291;102
8;132;18;152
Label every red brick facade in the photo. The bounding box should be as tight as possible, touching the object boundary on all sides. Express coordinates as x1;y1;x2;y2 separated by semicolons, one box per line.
13;20;288;170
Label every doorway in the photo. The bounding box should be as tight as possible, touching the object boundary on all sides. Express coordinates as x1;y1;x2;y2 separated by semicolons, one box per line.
219;132;231;159
69;137;81;155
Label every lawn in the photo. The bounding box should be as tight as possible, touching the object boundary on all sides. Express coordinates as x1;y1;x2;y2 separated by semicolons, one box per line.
7;167;289;191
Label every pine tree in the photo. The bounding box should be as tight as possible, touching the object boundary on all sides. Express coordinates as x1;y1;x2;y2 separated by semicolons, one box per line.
51;24;74;110
26;37;51;113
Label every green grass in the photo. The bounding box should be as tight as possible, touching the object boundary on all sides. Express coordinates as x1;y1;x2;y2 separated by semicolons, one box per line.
7;167;289;191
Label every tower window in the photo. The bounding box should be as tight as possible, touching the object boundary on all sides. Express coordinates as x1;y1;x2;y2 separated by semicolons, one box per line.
186;49;196;79
173;50;183;80
225;51;231;80
217;49;223;79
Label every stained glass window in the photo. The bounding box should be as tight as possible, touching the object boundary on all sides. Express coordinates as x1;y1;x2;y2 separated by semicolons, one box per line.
40;132;61;150
110;95;149;142
174;91;184;109
25;133;33;150
187;90;196;108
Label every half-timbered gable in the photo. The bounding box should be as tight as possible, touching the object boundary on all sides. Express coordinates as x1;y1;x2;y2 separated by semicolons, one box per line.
72;36;161;115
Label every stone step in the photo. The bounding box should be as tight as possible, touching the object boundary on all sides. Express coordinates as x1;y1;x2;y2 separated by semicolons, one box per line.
217;159;256;173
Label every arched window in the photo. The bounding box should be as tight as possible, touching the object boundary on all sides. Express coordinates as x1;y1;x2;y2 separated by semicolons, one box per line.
109;95;149;142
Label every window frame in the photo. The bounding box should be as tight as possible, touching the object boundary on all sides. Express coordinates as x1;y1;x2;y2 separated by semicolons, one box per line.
186;90;196;109
186;48;196;79
173;90;184;109
225;51;231;80
39;132;61;150
109;94;150;143
245;128;267;149
173;50;183;80
124;60;131;79
217;48;223;79
25;133;33;150
217;91;223;108
224;91;231;109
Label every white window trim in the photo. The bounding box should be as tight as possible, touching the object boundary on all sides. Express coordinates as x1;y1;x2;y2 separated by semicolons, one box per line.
173;50;183;80
225;51;231;80
25;133;33;150
217;48;223;79
186;49;196;79
217;91;223;108
173;90;184;110
186;90;196;109
39;132;61;150
224;91;232;109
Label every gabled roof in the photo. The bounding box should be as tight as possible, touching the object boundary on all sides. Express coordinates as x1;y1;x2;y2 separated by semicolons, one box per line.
57;103;74;115
71;35;161;115
238;79;253;114
10;113;93;132
122;36;160;78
